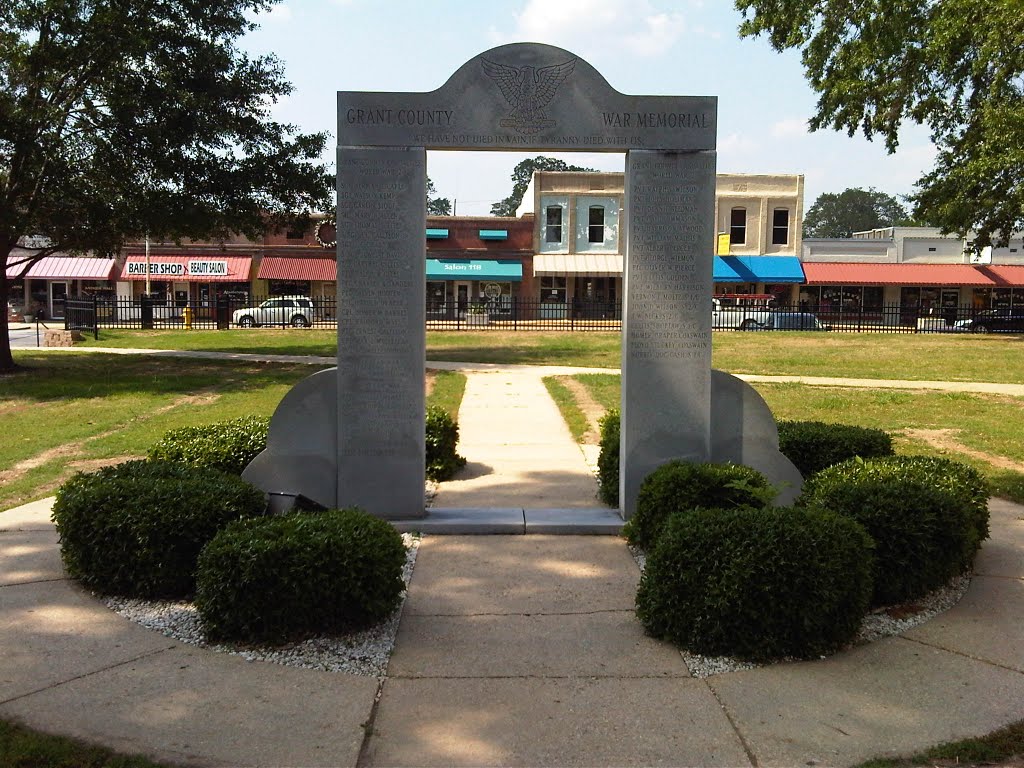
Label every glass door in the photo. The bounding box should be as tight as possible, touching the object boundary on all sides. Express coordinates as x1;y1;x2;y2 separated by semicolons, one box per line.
455;282;470;317
49;281;68;319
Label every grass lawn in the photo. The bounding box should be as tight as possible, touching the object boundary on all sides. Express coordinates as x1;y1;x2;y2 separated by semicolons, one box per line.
0;718;173;767
77;328;1024;383
0;352;464;512
858;718;1024;768
563;373;1024;503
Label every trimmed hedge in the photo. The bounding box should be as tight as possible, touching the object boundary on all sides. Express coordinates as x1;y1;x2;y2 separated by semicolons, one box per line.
597;409;620;506
801;456;986;605
777;420;893;478
624;460;775;550
195;508;407;643
874;455;990;562
147;416;269;476
636;506;874;660
426;406;467;481
51;460;265;598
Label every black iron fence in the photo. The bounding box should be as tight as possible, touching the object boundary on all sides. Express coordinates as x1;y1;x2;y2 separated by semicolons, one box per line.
62;296;1023;335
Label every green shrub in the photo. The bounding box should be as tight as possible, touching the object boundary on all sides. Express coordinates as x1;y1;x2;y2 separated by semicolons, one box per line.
875;455;990;563
801;456;984;605
195;508;407;643
51;460;265;598
147;416;269;476
777;420;893;478
597;409;620;506
624;460;774;550
425;405;466;481
636;506;874;661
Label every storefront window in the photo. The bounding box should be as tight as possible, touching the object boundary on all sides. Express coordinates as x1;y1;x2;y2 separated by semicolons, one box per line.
992;287;1013;310
540;276;566;303
862;287;883;311
7;281;26;313
80;280;114;297
900;287;921;307
799;286;821;310
269;280;310;297
972;287;991;309
426;281;446;313
919;287;940;311
1012;288;1024;309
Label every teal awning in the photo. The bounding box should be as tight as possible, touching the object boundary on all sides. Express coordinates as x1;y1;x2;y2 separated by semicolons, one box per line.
714;255;805;284
426;259;522;281
478;229;508;240
426;228;449;239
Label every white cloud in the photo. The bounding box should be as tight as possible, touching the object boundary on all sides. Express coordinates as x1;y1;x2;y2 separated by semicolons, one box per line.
718;131;758;156
623;12;687;56
506;0;688;57
771;117;809;139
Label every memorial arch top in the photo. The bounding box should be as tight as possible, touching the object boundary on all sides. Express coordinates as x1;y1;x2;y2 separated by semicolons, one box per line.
245;43;800;523
338;43;717;153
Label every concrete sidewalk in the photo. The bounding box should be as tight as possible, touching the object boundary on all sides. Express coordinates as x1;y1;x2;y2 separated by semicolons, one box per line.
429;368;606;512
2;497;1023;766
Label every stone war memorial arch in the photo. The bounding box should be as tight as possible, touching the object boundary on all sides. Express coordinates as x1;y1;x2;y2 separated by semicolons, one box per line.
243;43;802;523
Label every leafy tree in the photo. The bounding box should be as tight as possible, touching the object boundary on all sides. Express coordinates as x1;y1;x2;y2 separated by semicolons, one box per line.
0;0;332;372
736;0;1024;249
426;176;451;216
803;187;910;238
490;156;596;216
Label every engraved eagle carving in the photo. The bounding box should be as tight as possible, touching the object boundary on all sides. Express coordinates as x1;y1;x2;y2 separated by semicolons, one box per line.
481;57;576;135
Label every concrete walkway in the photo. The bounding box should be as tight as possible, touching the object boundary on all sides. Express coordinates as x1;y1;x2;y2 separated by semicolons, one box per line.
2;497;1023;766
430;368;602;509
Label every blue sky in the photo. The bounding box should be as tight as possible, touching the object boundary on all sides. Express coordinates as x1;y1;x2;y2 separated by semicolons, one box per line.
242;0;936;216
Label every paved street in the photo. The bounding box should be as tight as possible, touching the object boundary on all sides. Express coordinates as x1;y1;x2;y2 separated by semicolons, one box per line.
7;324;44;349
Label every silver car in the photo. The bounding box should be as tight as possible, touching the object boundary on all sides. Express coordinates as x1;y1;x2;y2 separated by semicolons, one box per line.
232;296;314;328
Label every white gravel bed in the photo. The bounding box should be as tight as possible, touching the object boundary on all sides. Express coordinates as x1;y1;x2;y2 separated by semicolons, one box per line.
629;546;973;678
103;532;420;677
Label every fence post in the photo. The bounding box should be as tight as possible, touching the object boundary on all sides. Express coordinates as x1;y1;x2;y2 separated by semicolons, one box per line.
140;295;154;330
216;296;230;330
92;295;99;340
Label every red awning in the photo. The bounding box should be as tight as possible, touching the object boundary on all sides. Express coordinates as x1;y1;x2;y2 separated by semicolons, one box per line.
256;256;336;282
802;263;1024;287
6;256;116;281
120;255;252;282
976;265;1024;286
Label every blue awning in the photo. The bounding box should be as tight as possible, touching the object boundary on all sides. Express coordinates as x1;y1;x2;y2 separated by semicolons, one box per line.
714;256;805;284
426;259;523;281
426;228;449;239
478;229;508;240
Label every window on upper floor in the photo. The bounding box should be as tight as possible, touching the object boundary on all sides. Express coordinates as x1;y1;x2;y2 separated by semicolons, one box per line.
730;208;746;245
545;206;563;244
772;209;789;245
588;206;605;243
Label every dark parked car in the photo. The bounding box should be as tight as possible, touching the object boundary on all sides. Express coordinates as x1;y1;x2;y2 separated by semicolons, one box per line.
747;312;830;331
960;309;1024;333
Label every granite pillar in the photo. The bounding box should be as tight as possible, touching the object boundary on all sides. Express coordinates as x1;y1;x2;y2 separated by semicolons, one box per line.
336;146;426;518
621;150;717;518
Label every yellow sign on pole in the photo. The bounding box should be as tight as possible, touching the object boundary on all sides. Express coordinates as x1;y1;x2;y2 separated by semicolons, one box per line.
717;232;730;256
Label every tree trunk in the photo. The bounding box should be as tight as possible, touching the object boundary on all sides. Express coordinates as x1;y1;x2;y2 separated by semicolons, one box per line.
0;246;20;372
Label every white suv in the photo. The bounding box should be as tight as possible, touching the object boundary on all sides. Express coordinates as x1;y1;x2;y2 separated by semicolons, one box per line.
232;296;314;328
